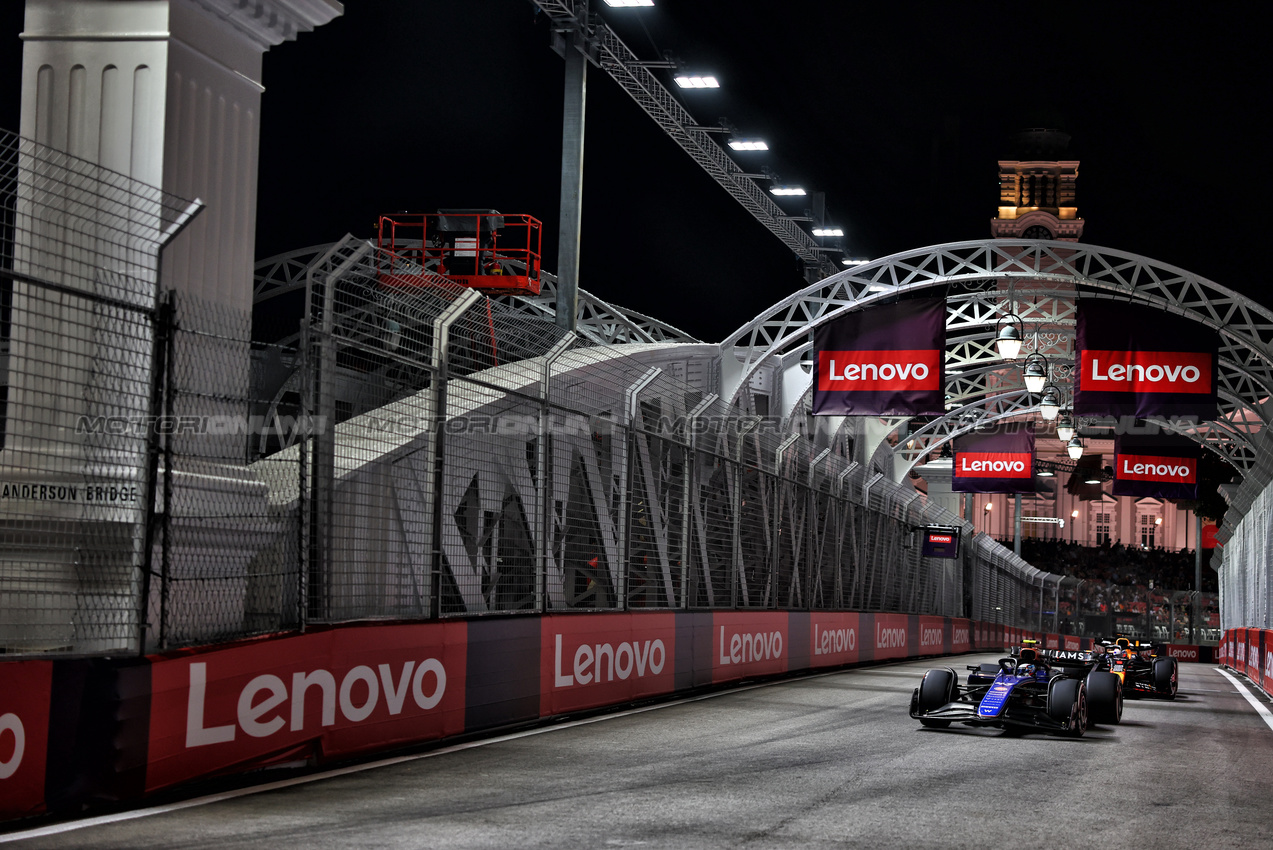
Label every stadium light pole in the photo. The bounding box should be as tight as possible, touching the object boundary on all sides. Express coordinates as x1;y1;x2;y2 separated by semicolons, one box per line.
555;16;589;333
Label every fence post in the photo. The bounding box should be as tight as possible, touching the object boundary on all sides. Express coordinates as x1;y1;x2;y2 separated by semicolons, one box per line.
769;435;799;609
730;418;760;608
806;448;831;610
428;289;483;619
305;241;371;623
537;333;575;612
682;394;718;609
618;368;662;611
139;290;176;653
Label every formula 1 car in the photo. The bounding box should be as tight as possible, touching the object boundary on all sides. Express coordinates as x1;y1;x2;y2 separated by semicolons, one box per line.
1096;637;1178;699
909;641;1123;736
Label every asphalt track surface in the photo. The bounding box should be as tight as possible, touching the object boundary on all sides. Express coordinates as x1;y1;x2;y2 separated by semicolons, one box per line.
4;655;1272;849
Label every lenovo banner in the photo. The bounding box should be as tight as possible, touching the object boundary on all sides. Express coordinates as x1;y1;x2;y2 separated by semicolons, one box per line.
0;661;52;820
146;623;468;793
952;426;1036;493
1112;434;1200;499
712;612;789;683
1074;300;1218;419
812;297;945;416
808;612;860;669
542;613;676;715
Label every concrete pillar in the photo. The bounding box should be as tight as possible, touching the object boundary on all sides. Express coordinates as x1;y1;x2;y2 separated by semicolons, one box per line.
2;0;342;653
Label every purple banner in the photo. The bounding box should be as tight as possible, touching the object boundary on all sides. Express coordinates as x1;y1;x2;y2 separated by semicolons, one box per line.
952;426;1036;493
812;298;945;416
1112;434;1201;499
921;528;961;559
1074;300;1218;419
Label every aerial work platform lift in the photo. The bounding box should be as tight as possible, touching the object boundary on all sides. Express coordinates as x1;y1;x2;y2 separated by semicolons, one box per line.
377;209;543;294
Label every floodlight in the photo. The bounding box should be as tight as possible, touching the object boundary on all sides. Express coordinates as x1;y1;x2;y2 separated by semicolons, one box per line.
674;75;719;88
812;227;844;237
727;139;768;151
604;0;654;6
842;258;870;266
770;186;806;196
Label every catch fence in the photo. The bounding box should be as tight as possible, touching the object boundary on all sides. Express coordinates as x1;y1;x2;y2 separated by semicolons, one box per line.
0;127;1185;657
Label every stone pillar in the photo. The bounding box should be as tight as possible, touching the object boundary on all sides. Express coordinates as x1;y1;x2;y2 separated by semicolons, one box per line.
2;0;342;653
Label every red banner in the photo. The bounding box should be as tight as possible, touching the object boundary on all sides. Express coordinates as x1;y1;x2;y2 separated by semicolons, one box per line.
955;452;1033;479
541;613;676;715
712;612;789;683
918;616;947;654
808;612;860;668
872;613;910;661
951;619;971;653
1080;350;1213;394
0;661;52;820
816;349;942;392
146;624;467;793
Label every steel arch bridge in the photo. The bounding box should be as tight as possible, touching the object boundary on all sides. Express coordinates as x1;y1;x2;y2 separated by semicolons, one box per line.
721;239;1273;484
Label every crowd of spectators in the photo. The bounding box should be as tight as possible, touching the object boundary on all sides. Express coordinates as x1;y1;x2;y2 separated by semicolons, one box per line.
1005;537;1221;641
1013;537;1217;593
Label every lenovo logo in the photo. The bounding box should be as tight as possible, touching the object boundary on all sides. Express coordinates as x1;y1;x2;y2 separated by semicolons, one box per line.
718;627;784;665
1082;349;1212;394
876;624;907;649
920;627;943;648
952;627;969;646
1119;454;1196;482
553;634;667;687
185;659;446;748
956;452;1031;478
0;713;24;779
812;624;856;656
928;534;953;544
1168;646;1198;661
818;349;941;391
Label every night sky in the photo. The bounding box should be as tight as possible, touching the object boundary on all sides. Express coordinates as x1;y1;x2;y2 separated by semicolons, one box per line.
3;2;1268;343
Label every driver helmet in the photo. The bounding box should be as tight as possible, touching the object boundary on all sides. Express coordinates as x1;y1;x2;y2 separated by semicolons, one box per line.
1017;663;1035;677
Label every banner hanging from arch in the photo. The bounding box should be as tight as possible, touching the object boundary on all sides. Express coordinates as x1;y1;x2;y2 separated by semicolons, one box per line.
812;298;945;416
952;425;1036;493
1112;434;1200;499
1074;301;1219;420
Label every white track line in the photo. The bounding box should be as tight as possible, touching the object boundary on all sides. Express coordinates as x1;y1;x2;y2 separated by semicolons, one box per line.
3;661;929;844
1217;667;1273;734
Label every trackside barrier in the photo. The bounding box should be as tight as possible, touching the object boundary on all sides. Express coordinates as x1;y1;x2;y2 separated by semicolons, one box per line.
0;615;1210;821
1220;628;1273;699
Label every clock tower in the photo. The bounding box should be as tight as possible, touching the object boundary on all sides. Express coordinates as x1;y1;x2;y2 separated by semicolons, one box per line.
991;128;1084;241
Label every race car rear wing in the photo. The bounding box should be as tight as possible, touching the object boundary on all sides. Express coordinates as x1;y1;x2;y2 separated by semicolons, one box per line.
1043;649;1096;666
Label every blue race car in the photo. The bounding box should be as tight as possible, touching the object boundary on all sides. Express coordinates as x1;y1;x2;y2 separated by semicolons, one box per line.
909;642;1123;736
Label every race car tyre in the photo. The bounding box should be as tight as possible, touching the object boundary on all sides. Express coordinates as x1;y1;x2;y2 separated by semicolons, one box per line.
1153;656;1179;699
1085;670;1123;725
1047;678;1087;738
917;667;957;728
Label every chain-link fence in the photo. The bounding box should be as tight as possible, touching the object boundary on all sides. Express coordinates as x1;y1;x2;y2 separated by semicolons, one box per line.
3;126;1136;657
0;129;198;654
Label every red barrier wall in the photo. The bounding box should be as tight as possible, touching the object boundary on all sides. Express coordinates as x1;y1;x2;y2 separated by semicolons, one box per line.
0;615;1214;823
0;661;52;820
1221;627;1273;699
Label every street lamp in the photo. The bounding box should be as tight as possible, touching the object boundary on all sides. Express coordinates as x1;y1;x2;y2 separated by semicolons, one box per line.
1038;385;1061;420
1067;436;1084;460
996;315;1023;359
1055;413;1075;443
1022;353;1049;393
